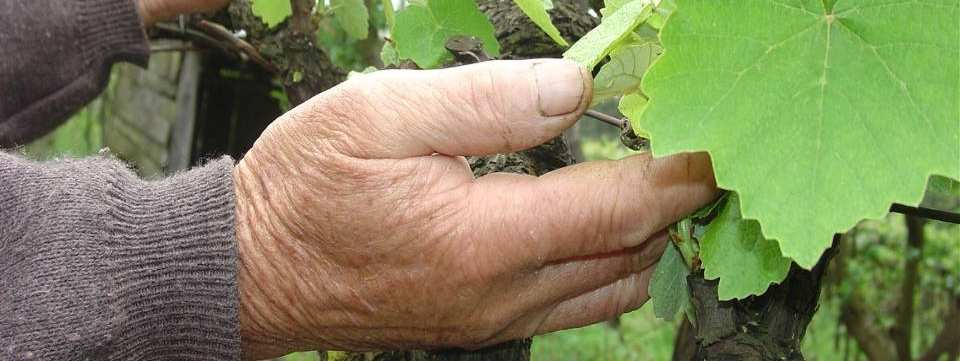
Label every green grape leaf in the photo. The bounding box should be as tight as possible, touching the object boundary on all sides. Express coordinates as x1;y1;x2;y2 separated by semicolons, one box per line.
601;0;641;17
347;66;379;80
646;0;675;29
563;0;652;69
701;194;793;300
922;175;960;209
393;0;500;69
640;0;960;268
647;242;690;321
513;0;568;47
252;0;292;28
927;175;960;198
332;0;370;40
619;91;650;138
691;192;729;220
380;42;401;66
593;42;661;105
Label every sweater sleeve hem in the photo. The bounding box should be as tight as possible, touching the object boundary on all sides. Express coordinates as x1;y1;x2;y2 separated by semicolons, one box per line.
0;154;241;360
103;156;241;359
78;0;150;69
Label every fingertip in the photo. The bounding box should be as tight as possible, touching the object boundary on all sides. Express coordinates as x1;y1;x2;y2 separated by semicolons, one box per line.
533;59;592;118
445;58;590;145
681;151;717;186
622;151;717;193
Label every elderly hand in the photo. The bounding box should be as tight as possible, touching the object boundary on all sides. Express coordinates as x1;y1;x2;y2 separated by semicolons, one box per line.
137;0;231;27
234;59;718;359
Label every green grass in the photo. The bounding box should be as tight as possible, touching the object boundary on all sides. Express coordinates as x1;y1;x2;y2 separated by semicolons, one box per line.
532;306;677;361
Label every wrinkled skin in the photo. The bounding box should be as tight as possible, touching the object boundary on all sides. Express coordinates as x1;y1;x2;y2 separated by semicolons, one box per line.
136;0;230;27
234;59;718;359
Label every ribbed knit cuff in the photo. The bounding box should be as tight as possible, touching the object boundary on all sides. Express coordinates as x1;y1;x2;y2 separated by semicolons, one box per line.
78;0;150;69
103;157;240;360
0;154;240;360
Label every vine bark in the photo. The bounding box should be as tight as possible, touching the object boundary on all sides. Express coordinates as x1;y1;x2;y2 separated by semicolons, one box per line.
670;235;836;361
687;256;833;361
227;0;346;105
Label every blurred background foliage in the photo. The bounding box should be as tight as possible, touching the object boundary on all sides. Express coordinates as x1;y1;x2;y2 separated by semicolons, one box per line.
22;101;105;160
20;0;958;359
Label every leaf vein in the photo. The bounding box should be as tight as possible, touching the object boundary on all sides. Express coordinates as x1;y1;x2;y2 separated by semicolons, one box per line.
695;20;822;132
833;19;942;151
760;0;821;17
836;0;957;16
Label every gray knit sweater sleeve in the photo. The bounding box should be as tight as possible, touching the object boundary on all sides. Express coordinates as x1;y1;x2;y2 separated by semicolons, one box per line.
0;0;150;147
0;1;242;359
0;153;241;360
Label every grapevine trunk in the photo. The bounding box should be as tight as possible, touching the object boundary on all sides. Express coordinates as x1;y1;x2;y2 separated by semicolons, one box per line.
676;246;835;360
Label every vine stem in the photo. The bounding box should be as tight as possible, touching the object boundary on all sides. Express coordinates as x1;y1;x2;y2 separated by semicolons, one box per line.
195;20;278;74
151;21;277;74
289;0;315;34
584;109;625;128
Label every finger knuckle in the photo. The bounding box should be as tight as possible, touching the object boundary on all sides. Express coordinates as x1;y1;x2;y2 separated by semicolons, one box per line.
457;67;516;138
604;168;634;245
342;79;394;129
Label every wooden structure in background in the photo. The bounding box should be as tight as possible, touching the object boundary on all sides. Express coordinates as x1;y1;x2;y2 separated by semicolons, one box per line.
101;42;281;177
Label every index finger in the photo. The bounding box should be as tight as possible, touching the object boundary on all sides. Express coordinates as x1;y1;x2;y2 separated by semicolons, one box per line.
467;152;718;267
